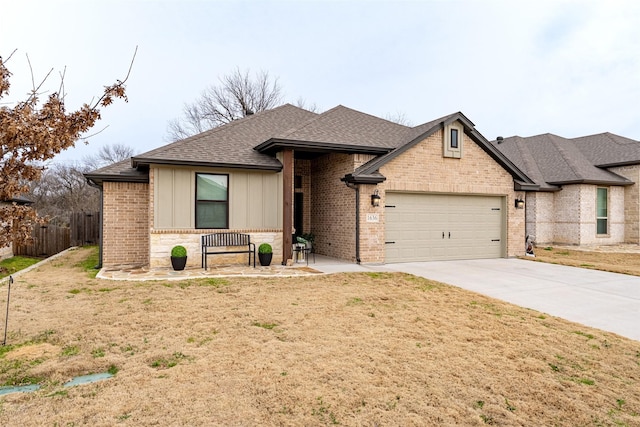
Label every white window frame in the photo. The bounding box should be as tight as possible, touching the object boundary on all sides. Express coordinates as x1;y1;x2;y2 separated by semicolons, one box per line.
596;187;608;236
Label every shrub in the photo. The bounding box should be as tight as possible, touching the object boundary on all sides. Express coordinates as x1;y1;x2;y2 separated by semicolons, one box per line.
258;243;272;254
171;245;187;258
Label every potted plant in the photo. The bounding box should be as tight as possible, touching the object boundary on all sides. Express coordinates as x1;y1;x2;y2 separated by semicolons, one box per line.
258;243;273;266
170;245;187;271
300;232;315;249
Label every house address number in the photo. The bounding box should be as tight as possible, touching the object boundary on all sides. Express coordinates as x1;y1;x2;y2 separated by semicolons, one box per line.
366;213;379;223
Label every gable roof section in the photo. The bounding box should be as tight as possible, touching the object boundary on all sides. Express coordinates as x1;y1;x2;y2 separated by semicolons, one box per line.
254;105;410;155
131;104;319;171
491;133;634;189
345;112;537;189
84;159;149;185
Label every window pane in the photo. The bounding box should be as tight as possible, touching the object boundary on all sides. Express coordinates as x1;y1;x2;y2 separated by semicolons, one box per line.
450;129;459;149
196;202;227;228
597;218;608;234
596;188;607;218
197;174;228;201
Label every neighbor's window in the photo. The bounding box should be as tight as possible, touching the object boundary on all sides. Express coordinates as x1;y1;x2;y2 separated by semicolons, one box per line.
196;173;228;229
450;128;459;149
596;187;608;235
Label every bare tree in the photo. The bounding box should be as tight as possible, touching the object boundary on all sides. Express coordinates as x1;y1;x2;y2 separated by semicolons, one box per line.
83;143;134;171
27;143;134;225
167;68;283;141
29;162;100;226
295;97;319;113
384;111;413;126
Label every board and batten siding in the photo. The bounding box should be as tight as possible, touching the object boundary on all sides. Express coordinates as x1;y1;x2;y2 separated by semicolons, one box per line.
153;166;283;229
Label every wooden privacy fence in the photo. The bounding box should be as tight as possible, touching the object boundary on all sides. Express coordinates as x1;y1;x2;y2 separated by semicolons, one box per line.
13;225;71;257
13;211;100;258
70;211;100;246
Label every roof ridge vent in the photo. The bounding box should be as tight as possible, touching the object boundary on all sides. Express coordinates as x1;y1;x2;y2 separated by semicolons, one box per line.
497;136;504;143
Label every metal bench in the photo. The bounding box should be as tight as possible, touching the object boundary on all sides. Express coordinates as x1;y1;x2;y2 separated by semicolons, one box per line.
201;232;256;269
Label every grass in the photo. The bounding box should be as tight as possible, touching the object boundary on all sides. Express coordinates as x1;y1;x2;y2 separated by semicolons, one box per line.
73;246;99;278
0;246;638;426
525;246;640;276
0;255;41;279
149;352;190;369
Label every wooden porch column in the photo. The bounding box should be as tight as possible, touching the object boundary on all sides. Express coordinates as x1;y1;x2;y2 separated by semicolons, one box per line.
282;148;293;264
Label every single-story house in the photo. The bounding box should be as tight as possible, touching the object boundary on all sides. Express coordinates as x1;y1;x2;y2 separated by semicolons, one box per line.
491;133;640;246
0;196;34;261
86;104;538;268
86;104;539;267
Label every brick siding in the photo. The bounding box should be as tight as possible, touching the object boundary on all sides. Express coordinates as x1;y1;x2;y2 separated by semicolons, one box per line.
525;192;555;244
310;153;358;261
528;183;627;245
102;182;150;266
308;129;525;264
609;165;640;244
374;130;525;261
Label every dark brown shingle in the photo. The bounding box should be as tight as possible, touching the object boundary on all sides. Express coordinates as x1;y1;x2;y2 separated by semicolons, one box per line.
491;133;637;188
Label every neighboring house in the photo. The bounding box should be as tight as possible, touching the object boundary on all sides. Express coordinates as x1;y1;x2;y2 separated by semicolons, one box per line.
491;133;640;246
0;196;34;261
85;104;535;268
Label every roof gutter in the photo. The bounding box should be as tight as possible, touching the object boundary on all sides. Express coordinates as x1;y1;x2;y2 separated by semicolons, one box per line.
514;181;542;191
131;157;282;172
547;179;635;186
342;173;386;185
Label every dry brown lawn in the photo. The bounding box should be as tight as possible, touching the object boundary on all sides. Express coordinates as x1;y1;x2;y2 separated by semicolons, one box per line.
524;246;640;276
0;247;639;426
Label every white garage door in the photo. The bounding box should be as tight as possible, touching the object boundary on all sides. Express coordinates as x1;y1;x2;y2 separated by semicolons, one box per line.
385;193;504;263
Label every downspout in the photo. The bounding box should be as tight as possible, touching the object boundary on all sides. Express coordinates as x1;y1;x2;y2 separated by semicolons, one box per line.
344;182;361;264
87;179;103;269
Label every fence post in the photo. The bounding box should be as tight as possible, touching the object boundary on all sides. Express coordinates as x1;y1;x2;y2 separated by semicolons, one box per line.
3;275;13;346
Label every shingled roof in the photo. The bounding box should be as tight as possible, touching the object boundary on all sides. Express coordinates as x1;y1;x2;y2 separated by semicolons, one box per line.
490;133;637;190
84;159;149;184
85;103;534;189
255;105;411;154
131;104;318;170
346;112;536;188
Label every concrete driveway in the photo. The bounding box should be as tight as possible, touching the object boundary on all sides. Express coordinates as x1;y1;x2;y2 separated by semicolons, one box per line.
382;258;640;342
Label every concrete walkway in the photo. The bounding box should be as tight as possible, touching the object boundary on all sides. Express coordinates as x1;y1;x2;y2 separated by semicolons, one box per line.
381;258;640;342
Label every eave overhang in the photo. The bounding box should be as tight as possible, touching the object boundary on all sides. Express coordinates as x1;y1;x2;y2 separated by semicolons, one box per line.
341;173;387;185
596;160;640;168
131;157;283;172
83;172;150;186
254;138;392;156
514;181;542;191
547;178;634;186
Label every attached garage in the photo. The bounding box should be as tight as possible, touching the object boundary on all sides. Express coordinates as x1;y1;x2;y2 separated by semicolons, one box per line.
385;192;505;263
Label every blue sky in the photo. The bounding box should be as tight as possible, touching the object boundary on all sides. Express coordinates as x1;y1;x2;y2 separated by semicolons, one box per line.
2;0;639;165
